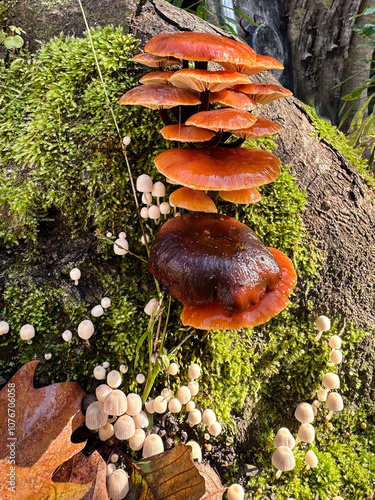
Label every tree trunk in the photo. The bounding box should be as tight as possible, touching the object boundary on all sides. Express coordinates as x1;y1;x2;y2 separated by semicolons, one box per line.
3;0;375;329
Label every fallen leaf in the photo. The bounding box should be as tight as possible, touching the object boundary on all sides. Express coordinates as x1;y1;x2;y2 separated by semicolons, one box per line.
126;443;205;500
195;463;227;499
0;361;90;500
53;451;108;500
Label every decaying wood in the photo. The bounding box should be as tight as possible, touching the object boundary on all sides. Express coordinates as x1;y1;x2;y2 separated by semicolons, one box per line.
3;0;375;329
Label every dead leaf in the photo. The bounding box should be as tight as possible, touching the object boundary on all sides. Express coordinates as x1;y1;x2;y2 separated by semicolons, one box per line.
126;443;205;500
53;451;108;500
195;463;227;500
0;361;91;500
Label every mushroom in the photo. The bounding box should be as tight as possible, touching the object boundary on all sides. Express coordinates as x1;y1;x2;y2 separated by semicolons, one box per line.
136;174;153;193
136;373;146;384
96;384;112;403
228;117;283;139
91;305;104;317
329;335;342;349
103;390;127;416
219;188;262;205
114;415;136;440
152;181;166;206
168;397;182;413
314;315;331;342
142;434;164;458
188;381;199;396
317;388;328;402
107;463;116;477
85;401;108;430
133;410;149;428
140;207;149;219
188;363;201;379
144;298;160;316
208;421;222;437
101;297;111;309
114;237;129;256
119;364;128;374
159;202;171;216
202;409;216;427
126;393;142;416
99;422;114;441
77;320;94;340
187;409;202;426
186;401;196;412
93;365;106;380
186;440;202;462
160;387;173;401
133;53;181;68
20;324;35;341
305;449;318;470
44;353;52;360
326;392;344;420
139;70;175;85
107;370;122;389
168;362;179;375
227;484;245;500
185;108;256;131
106;469;129;500
210;90;256;111
62;329;72;342
160;124;215;143
221;53;284;75
169;187;217;213
129;428;146;451
294;403;314;424
271;446;296;479
322;373;340;390
330;349;343;364
0;321;9;335
177;386;192;405
120;84;201;110
142;192;153;205
295;423;315;445
232;83;293;105
70;268;81;285
153;395;168;413
273;427;295;449
148;205;161;221
122;136;131;147
145;399;155;414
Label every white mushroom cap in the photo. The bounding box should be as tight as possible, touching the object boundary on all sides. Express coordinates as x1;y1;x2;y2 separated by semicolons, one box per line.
103;361;110;369
152;181;165;198
103;390;127;416
101;297;111;309
96;384;112;403
106;469;129;500
91;305;104;317
44;353;52;360
114;415;136;440
141;235;150;245
136;174;153;193
315;315;330;331
186;440;202;463
168;398;182;413
209;421;222;437
188;409;202;426
188;381;199;396
294;402;314;423
153;395;168;414
106;463;116;477
132;411;149;428
202;409;216;427
144;298;160;316
126;393;142;416
159;202;171;215
272;446;296;472
273;427;295;449
186;401;196;412
70;268;81;281
107;370;122;389
93;365;107;380
0;321;9;335
136;373;146;384
129;428;146;451
168;362;179;375
227;484;245;500
317;388;328;402
77;320;94;340
142;434;164;458
297;423;315;443
85;401;108;430
323;373;340;390
188;363;201;380
145;398;155;414
329;335;342;349
140;207;149;219
330;349;343;364
177;386;191;405
326;392;344;412
114;238;129;256
305;449;318;468
148;205;161;220
20;324;35;341
161;387;173;401
118;231;126;239
123;136;131;146
99;422;114;441
62;330;72;342
111;453;119;463
119;364;128;374
332;497;344;500
142;192;153;205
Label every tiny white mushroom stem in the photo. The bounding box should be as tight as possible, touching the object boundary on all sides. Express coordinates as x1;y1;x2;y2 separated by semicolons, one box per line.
275;469;283;480
314;331;323;343
326;410;334;420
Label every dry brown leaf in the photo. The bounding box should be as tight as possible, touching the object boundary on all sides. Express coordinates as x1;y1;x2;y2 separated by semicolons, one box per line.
53;451;108;500
195;462;227;499
0;361;91;500
126;443;205;500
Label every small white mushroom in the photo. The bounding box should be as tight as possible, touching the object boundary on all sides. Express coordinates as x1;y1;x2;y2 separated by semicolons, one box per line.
96;384;112;403
305;449;318;470
119;364;128;374
188;363;201;380
106;463;116;477
132;411;149;428
91;305;104;317
136;373;146;384
111;453;119;463
93;365;106;380
0;321;9;335
329;335;342;349
123;136;131;147
107;370;122;389
294;402;314;424
101;297;111;309
106;468;129;500
136;174;153;193
144;298;160;316
161;388;173;401
140;207;149;220
103;390;127;416
273;428;295;449
188;381;199;396
295;423;315;445
153;395;168;414
114;238;129;256
99;422;114;441
78;320;94;340
317;388;328;402
202;409;216;427
148;205;161;220
129;428;146;451
20;324;35;341
62;329;72;342
142;192;153;205
177;386;191;405
126;393;142;416
70;268;81;286
168;362;178;375
188;409;202;426
227;484;245;500
114;415;136;440
145;398;155;414
106;232;113;238
186;440;202;462
44;353;52;360
141;234;150;245
330;349;343;364
323;373;340;390
272;446;296;479
85;401;108;430
142;434;164;458
168;398;182;413
152;181;165;201
160;201;171;215
186;401;196;412
326;392;344;420
103;361;110;369
314;315;331;342
208;421;222;437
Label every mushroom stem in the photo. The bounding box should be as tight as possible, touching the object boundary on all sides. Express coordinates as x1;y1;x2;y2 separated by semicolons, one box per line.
295;436;302;446
182;59;189;69
202;130;223;148
206;190;220;205
199;89;210;112
314;331;323;342
74;279;79;286
275;470;283;480
158;109;173;126
221;131;233;143
195;61;208;70
326;410;334;420
305;465;311;471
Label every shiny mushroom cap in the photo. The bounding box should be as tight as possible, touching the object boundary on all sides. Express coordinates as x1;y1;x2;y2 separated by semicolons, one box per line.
120;84;201;109
133;53;181;68
139;70;175;85
326;392;344;412
185;108;256;131
221;53;284;75
169;187;217;213
229;116;283;139
219;188;262;205
273;427;295;449
160;124;215;143
294;403;314;424
271;446;295;472
169;69;249;93
210;89;256;111
233;83;293;105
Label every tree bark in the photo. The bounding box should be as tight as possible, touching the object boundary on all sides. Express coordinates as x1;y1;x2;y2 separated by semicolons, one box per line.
3;0;375;329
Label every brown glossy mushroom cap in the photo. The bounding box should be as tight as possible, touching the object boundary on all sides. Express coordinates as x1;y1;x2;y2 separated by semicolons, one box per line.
185;109;257;131
210;90;256;111
181;247;297;330
145;32;256;65
169;187;217;213
219;188;261;204
169;69;249;93
154;147;281;191
160;124;215;143
139;71;175;85
221;54;284;75
148;213;282;313
233;83;293;105
120;84;201;109
133;53;181;68
230;117;283;139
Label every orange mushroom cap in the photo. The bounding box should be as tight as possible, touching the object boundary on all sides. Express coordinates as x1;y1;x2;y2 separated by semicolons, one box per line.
230;117;283;139
210;90;256;111
220;54;284;75
169;69;249;93
139;71;175;85
133;53;181;68
181;247;297;330
185;109;257;131
169;187;217;213
233;83;292;105
160;124;216;143
120;84;201;109
148;213;283;313
145;32;256;65
154;147;281;190
219;188;261;204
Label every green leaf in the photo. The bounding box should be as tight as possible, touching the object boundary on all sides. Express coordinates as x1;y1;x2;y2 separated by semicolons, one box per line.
127;444;205;500
160;354;170;368
0;31;5;44
352;4;375;19
3;37;15;49
342;87;366;101
13;35;24;48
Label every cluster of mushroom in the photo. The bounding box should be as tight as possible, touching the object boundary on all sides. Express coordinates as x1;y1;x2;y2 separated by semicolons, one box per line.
121;31;297;331
136;175;171;226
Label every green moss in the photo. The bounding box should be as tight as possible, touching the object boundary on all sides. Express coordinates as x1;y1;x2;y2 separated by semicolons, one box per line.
303;104;373;182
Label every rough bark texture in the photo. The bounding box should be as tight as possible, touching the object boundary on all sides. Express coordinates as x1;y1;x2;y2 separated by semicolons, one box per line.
3;0;375;330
